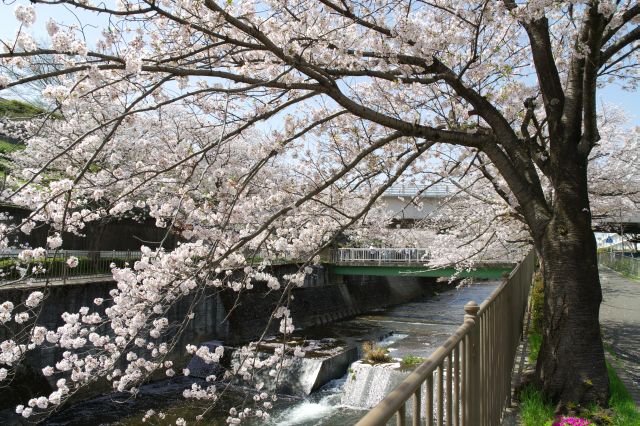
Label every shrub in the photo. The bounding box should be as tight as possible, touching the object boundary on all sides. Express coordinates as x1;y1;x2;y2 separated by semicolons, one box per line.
362;341;393;364
400;355;424;369
530;272;544;335
528;272;545;363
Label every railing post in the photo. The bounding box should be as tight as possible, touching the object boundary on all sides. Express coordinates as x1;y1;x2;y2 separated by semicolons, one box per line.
62;251;67;285
463;301;480;426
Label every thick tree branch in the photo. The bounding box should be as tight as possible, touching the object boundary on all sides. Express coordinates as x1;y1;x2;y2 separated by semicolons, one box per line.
579;6;606;157
599;26;640;67
523;18;565;138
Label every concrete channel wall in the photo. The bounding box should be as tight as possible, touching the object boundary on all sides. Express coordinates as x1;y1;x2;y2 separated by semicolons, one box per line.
0;263;437;409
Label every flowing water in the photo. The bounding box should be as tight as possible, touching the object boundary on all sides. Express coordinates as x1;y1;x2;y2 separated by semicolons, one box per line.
44;281;499;426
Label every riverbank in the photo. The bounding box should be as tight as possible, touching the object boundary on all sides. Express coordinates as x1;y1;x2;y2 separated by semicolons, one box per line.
36;280;500;425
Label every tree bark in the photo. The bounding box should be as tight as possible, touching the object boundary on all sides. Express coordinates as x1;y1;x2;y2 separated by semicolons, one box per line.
534;155;609;406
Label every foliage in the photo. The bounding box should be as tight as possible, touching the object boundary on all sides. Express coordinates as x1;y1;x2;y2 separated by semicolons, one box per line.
362;341;393;364
606;362;640;426
528;331;543;364
518;364;640;426
530;272;545;334
0;98;48;118
520;385;555;426
528;272;545;362
0;140;23;154
400;355;424;370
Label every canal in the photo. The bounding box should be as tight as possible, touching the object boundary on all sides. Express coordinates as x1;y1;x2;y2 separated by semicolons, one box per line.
44;280;499;426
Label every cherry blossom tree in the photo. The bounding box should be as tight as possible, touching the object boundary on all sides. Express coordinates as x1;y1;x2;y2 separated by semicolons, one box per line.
362;107;639;266
0;0;639;413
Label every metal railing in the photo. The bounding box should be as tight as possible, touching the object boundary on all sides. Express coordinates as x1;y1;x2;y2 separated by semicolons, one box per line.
332;248;430;264
0;250;142;284
599;251;640;278
356;249;535;426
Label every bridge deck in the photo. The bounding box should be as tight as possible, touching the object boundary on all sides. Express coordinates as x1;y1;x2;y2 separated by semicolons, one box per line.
330;248;515;279
331;263;514;279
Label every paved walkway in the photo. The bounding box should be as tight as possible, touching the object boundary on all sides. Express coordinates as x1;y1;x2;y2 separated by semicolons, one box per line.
599;267;640;406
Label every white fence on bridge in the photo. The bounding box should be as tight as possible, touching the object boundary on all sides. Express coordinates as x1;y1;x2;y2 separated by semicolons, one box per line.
332;248;430;264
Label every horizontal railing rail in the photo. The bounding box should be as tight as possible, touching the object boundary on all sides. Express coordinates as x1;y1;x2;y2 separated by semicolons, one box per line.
0;250;142;284
356;249;535;426
332;248;431;264
331;248;516;267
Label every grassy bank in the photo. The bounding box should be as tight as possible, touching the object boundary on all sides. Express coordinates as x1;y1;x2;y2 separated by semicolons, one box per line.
520;364;640;426
520;273;640;425
0;98;49;118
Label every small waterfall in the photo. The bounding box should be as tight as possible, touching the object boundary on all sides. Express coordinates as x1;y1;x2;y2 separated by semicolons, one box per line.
269;390;341;425
340;361;409;408
266;378;367;426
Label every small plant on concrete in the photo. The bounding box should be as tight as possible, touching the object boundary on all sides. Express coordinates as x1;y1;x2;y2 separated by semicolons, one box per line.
400;355;424;369
348;367;356;381
362;341;393;364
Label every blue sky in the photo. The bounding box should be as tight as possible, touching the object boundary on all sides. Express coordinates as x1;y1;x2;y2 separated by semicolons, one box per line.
1;2;638;125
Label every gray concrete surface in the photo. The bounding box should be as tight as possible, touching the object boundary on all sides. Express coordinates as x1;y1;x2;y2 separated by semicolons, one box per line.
599;266;640;407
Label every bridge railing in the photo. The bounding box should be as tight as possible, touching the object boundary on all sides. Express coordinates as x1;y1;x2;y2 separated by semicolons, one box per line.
599;251;640;278
355;249;535;426
0;250;142;284
332;248;430;264
384;183;454;198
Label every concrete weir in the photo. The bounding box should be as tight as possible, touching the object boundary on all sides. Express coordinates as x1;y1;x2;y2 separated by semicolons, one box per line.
0;263;436;410
188;339;359;396
341;361;409;408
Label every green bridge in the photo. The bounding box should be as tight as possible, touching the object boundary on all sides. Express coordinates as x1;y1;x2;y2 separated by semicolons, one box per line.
330;264;513;279
329;248;514;279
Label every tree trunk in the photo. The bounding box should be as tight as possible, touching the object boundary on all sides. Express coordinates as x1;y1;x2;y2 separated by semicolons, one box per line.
535;181;609;406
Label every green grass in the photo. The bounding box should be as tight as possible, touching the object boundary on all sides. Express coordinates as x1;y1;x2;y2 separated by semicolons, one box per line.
0;98;49;118
607;362;640;425
528;331;542;363
520;385;554;426
620;271;640;281
528;272;544;363
519;363;640;426
599;256;640;281
400;355;424;370
0;139;24;154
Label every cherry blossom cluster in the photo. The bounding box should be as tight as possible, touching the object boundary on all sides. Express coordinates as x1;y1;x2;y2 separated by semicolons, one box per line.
0;0;638;421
